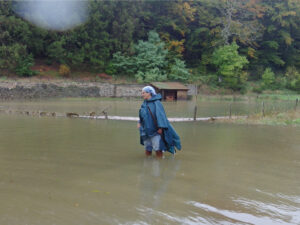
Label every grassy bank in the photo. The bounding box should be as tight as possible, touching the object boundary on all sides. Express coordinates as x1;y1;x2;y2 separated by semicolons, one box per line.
196;93;300;103
216;110;300;126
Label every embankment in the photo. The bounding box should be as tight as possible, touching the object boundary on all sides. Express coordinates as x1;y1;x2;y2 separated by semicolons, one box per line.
0;80;197;99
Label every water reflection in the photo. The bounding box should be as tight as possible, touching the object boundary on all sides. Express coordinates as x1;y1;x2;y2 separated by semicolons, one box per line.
137;156;181;224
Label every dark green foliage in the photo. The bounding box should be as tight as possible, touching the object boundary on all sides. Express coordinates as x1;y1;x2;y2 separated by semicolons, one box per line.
0;44;26;70
47;39;67;64
0;43;35;77
0;0;300;92
112;31;191;82
112;31;169;82
15;54;36;77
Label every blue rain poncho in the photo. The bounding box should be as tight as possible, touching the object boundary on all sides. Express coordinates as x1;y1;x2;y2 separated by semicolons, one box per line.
139;93;181;154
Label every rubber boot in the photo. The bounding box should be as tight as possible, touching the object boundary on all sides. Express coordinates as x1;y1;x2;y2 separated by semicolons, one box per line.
155;150;163;158
145;150;152;156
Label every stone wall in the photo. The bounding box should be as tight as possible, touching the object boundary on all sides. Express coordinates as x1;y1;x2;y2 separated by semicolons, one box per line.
115;84;144;97
0;81;197;99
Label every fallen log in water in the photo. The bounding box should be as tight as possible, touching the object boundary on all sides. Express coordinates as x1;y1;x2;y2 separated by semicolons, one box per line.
78;115;247;122
0;109;247;122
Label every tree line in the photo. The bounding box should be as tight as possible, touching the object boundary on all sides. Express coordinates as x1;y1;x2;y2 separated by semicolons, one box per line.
0;0;300;92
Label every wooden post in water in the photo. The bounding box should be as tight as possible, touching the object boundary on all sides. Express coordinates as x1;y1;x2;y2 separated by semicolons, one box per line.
262;101;265;117
103;110;108;119
193;87;198;121
101;105;110;119
193;105;197;121
229;103;232;119
295;98;298;111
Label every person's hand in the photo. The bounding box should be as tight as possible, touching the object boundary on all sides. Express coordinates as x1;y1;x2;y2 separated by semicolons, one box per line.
137;123;141;128
157;128;162;134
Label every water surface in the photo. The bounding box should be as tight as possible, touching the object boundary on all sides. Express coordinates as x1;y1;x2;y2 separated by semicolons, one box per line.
0;97;296;118
0;112;300;225
0;109;300;224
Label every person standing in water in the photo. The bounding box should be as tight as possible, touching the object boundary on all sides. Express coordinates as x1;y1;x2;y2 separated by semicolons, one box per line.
138;86;181;158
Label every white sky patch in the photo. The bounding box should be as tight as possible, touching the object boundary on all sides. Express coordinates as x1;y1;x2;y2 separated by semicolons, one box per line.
13;0;89;31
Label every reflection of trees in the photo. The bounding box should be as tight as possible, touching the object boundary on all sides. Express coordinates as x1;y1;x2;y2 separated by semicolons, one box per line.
137;156;181;223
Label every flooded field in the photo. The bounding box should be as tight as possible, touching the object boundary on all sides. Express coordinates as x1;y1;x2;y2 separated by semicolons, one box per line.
0;97;297;117
0;98;300;224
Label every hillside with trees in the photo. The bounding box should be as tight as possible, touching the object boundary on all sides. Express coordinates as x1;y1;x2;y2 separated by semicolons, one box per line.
1;0;300;93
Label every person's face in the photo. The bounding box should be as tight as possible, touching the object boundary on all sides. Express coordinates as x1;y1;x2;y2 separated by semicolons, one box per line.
142;91;151;100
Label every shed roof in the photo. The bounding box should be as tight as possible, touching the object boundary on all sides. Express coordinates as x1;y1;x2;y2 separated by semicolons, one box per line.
151;82;189;90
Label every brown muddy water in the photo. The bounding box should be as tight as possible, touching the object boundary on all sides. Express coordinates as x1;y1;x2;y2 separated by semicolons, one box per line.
0;97;297;117
0;99;300;225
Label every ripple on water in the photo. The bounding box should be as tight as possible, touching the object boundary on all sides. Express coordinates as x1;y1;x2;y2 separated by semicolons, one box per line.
186;197;300;225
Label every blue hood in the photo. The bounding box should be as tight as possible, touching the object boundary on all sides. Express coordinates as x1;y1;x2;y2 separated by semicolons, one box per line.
145;93;162;102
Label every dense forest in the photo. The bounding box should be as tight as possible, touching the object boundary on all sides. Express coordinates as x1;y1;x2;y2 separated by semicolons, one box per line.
1;0;300;92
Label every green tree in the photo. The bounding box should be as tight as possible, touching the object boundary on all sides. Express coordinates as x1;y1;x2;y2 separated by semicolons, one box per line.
46;39;67;64
112;31;192;82
169;58;191;82
185;0;223;69
253;0;300;71
134;31;168;74
212;42;249;90
113;31;168;82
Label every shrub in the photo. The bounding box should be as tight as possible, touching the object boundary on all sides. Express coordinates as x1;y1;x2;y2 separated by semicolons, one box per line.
285;66;300;81
294;80;300;93
290;78;300;92
135;67;167;83
0;43;36;77
112;52;135;75
59;64;71;77
0;44;25;70
15;54;36;77
105;62;117;75
284;66;300;91
198;73;219;86
253;86;263;94
261;67;275;89
275;77;287;90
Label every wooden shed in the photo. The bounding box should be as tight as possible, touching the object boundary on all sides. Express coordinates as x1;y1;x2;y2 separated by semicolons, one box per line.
151;82;189;101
